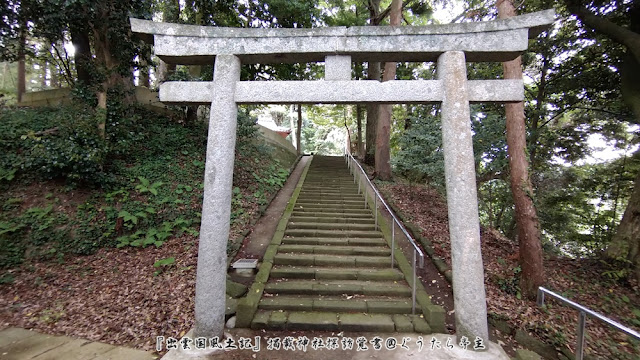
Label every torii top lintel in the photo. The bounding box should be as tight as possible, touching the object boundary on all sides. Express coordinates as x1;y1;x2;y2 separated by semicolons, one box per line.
130;9;554;65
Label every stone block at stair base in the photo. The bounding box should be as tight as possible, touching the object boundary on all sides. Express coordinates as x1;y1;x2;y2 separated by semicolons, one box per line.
424;304;447;333
250;311;270;330
338;313;395;332
268;311;288;330
393;314;414;332
226;279;248;298
410;314;432;333
287;312;339;331
515;349;542;360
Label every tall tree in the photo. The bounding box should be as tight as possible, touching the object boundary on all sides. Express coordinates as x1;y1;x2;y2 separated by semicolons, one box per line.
565;0;640;281
17;17;26;102
497;0;544;299
374;0;402;180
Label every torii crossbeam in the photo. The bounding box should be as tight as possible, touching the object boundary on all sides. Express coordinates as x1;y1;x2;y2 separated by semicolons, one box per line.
131;9;554;346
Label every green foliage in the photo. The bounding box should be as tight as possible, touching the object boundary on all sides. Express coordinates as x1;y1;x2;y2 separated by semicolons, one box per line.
0;102;295;268
392;113;444;186
135;176;164;196
153;256;175;276
0;106;106;184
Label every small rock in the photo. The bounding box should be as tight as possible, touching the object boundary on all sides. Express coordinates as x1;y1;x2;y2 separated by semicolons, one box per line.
226;316;236;329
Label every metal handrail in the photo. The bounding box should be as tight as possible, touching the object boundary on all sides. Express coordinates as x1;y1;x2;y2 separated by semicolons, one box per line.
537;286;640;360
343;151;425;314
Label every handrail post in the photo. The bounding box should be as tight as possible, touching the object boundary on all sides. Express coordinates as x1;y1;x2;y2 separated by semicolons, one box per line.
536;288;545;307
577;311;586;360
412;249;417;315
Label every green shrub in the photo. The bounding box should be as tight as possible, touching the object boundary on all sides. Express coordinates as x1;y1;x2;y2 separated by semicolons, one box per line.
0;105;106;184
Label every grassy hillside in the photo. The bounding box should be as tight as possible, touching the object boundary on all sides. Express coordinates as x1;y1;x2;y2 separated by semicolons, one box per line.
0;103;296;277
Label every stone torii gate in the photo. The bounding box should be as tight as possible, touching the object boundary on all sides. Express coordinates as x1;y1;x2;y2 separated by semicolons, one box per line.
131;9;554;343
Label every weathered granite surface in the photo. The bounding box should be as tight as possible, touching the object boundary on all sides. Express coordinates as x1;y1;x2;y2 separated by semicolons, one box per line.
437;51;489;342
158;79;523;105
130;10;554;64
193;55;241;338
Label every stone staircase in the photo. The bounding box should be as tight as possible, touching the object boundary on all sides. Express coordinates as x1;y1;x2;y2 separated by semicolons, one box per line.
248;156;442;333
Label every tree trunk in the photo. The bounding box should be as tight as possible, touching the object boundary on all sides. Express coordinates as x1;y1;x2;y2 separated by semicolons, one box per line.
96;91;107;138
498;0;544;300
365;62;380;165
608;172;640;281
364;0;382;166
2;62;7;90
41;60;47;88
70;25;93;86
374;0;401;181
567;0;640;281
297;104;302;154
156;60;176;84
138;58;150;87
17;23;26;103
356;104;364;157
289;104;297;148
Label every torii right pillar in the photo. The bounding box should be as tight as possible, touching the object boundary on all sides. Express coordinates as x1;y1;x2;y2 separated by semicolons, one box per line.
438;50;490;344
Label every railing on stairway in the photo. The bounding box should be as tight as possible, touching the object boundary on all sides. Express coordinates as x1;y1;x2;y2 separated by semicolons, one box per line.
537;286;640;360
343;151;425;315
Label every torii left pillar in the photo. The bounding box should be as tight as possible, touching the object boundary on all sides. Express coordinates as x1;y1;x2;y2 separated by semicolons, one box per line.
194;54;241;338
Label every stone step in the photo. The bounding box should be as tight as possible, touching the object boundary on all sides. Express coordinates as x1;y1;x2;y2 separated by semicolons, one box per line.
287;222;377;231
292;207;371;214
281;237;386;246
294;199;366;205
288;216;375;224
278;244;389;256
269;266;404;281
284;229;382;238
291;211;373;219
294;203;367;210
300;185;361;196
273;253;391;268
263;280;411;297
296;196;364;202
259;297;413;314
250;311;432;333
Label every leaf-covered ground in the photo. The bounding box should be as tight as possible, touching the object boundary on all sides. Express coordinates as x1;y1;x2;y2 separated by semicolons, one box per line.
378;181;640;359
0;153;292;354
